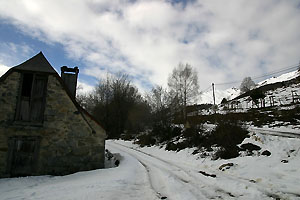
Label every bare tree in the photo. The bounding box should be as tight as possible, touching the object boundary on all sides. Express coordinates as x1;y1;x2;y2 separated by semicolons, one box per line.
146;85;170;113
78;73;150;138
168;63;200;122
240;77;256;94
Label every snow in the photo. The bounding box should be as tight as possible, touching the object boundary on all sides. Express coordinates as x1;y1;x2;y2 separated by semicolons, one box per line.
108;133;300;199
200;87;240;104
200;70;299;105
217;82;300;113
2;133;300;200
0;145;157;200
258;70;299;86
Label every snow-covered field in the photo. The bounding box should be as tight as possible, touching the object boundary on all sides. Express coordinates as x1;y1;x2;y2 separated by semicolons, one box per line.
1;131;300;200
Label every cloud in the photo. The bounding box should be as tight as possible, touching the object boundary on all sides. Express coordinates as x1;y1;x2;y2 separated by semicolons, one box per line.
0;0;299;93
76;80;95;95
0;42;34;66
0;64;10;77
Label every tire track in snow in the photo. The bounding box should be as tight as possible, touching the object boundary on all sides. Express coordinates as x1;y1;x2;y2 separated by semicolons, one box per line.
137;159;168;200
108;141;233;200
110;141;298;200
108;142;167;200
107;143;162;200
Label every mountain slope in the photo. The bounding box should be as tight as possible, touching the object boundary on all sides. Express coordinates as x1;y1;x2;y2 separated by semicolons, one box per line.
200;70;300;105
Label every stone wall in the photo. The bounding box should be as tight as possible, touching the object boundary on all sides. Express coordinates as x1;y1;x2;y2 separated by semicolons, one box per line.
0;71;20;176
0;72;106;177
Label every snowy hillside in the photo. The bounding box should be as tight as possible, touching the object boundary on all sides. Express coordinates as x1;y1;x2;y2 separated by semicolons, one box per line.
228;81;300;111
258;70;299;86
200;70;300;105
200;87;240;105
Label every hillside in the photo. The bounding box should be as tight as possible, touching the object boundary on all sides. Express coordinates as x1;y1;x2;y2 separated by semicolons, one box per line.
200;70;300;105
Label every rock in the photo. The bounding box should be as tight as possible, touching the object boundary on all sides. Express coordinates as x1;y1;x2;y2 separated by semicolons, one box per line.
240;143;261;152
219;163;234;171
261;150;271;156
198;170;216;178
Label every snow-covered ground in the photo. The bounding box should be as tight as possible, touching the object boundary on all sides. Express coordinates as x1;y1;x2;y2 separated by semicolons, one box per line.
0;144;157;200
1;131;300;200
200;70;300;105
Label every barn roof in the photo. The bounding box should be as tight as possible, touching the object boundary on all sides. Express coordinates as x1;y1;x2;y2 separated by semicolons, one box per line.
13;52;57;74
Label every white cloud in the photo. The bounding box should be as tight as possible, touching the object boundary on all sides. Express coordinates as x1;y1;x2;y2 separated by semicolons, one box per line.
0;42;34;67
76;80;95;95
0;0;299;92
0;64;11;77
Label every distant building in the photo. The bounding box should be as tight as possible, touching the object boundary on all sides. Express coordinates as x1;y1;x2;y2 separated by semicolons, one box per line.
0;52;106;177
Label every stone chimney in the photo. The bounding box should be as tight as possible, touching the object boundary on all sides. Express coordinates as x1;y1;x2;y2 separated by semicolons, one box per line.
61;66;79;98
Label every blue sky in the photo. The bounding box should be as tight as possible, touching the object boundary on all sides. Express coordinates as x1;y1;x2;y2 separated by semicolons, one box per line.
0;0;300;94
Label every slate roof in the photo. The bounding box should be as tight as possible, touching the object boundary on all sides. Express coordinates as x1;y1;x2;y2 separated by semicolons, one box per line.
13;52;57;74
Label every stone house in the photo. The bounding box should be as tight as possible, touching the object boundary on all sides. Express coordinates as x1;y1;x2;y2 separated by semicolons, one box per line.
0;52;106;177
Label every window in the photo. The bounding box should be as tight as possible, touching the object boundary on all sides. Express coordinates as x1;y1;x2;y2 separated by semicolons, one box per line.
16;73;48;123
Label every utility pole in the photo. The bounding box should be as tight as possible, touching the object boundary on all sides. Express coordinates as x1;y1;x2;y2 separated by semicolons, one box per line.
212;83;216;105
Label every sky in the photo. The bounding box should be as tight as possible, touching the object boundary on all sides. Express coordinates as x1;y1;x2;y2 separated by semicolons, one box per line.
0;0;300;95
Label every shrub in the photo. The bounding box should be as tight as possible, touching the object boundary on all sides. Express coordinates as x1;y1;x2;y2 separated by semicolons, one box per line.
165;141;177;151
183;126;206;147
135;133;156;147
214;146;240;160
151;124;183;143
208;121;249;159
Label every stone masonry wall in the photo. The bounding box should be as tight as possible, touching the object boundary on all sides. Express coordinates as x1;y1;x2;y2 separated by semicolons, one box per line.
0;72;106;177
0;72;20;176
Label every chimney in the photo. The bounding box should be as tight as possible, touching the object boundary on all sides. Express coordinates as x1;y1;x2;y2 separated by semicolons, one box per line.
61;66;79;97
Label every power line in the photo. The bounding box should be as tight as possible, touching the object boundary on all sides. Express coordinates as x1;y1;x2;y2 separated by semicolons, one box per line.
215;63;299;86
200;85;212;93
252;64;299;80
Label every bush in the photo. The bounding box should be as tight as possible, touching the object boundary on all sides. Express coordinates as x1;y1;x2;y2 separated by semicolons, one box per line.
151;124;183;143
135;133;156;147
183;126;206;147
165;141;177;151
213;146;240;160
165;140;191;152
210;122;248;147
208;121;249;159
120;133;134;141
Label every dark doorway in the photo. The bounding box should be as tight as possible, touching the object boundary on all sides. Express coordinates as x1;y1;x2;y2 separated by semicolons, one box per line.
8;136;40;177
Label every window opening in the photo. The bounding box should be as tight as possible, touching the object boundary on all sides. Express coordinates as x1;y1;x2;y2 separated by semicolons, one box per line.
16;73;47;123
21;73;33;97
